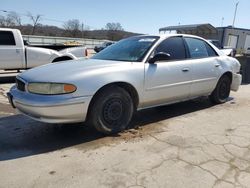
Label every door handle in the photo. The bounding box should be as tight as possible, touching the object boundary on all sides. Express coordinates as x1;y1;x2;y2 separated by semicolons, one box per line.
182;68;190;72
16;49;20;54
215;64;220;67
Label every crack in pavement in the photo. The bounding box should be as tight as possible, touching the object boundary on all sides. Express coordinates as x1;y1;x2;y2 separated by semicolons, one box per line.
134;128;250;188
1;85;250;188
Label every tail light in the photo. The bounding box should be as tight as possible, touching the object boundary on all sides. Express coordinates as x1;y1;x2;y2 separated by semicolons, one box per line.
84;48;88;57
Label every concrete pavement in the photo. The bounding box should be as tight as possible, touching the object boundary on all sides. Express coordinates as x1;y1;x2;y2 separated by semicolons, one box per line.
0;83;250;188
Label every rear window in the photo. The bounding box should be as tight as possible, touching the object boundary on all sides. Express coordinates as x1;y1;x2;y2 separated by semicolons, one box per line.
0;31;16;46
185;37;209;58
205;42;218;57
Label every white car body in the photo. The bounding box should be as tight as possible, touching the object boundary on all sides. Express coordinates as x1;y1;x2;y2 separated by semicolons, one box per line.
59;46;88;59
245;47;250;55
0;28;87;70
207;40;235;57
220;48;234;56
8;34;242;133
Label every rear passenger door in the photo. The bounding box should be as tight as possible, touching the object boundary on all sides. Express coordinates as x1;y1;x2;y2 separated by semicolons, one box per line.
144;37;192;107
184;37;219;97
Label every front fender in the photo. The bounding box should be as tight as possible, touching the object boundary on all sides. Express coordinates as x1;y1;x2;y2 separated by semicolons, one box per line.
58;52;77;60
49;52;77;63
70;63;145;107
26;47;60;68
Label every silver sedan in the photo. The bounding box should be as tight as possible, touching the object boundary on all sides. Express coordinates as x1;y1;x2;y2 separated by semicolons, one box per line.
8;34;242;134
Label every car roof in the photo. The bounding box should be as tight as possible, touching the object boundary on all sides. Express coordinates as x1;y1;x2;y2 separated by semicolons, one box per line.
160;34;207;40
136;34;224;57
135;34;207;41
0;28;19;32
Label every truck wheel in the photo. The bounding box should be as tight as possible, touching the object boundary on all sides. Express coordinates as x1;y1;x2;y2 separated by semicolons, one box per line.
88;86;134;134
209;75;231;104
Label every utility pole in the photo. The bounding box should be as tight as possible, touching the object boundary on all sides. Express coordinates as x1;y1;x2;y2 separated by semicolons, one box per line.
232;1;239;27
81;22;84;38
221;17;224;27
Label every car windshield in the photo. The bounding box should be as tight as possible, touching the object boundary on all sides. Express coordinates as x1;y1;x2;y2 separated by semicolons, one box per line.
101;42;109;47
91;36;159;62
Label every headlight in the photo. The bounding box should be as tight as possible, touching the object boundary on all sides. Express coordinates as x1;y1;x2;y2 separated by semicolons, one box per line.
28;83;77;95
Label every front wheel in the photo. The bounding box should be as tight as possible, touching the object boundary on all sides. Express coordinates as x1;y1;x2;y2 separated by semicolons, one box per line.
209;75;231;104
87;86;134;134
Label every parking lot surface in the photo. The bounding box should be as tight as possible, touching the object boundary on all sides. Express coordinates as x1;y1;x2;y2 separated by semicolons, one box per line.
0;80;250;188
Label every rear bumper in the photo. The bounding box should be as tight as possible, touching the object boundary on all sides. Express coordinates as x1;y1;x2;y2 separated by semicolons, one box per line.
9;86;92;124
231;73;242;91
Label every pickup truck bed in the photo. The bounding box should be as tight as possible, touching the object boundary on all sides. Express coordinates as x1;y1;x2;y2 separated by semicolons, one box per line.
28;45;83;51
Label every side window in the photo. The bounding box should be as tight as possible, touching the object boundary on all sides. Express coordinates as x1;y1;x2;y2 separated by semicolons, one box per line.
185;38;209;58
205;42;218;57
155;37;186;60
0;31;16;46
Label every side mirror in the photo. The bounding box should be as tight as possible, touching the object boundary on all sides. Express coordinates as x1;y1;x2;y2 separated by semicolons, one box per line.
149;52;171;64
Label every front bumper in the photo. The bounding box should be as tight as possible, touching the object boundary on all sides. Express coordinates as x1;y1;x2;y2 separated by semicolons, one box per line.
231;73;242;92
8;86;92;124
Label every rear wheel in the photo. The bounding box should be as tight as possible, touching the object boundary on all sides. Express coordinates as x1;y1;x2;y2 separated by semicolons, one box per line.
209;75;231;104
87;86;134;134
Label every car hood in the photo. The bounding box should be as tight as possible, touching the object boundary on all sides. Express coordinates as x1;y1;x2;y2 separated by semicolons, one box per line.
19;59;131;82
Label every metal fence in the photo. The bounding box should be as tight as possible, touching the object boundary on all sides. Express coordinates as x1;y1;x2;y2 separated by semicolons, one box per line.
23;35;108;48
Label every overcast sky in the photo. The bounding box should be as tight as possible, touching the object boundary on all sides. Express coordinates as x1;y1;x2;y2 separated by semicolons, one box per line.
1;0;249;34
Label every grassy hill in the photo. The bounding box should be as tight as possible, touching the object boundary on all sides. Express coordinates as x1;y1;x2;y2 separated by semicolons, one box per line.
10;24;141;41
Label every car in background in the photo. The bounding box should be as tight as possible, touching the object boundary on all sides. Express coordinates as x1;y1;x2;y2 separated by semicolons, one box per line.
0;28;87;71
208;39;223;49
208;39;236;57
244;47;250;56
8;34;242;134
94;41;114;52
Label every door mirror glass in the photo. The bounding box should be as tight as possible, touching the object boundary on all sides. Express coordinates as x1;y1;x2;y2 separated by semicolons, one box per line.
149;52;171;64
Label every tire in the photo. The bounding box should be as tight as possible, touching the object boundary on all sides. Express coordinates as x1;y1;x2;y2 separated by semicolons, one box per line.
87;86;134;134
209;75;231;104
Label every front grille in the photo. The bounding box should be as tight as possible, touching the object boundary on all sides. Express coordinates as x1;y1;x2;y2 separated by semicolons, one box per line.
16;78;26;92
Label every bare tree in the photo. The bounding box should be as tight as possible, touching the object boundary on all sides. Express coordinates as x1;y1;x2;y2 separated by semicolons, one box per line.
105;22;124;31
83;25;90;31
0;15;5;27
27;12;42;35
104;22;124;40
63;19;81;37
80;23;91;38
7;12;22;26
0;12;22;27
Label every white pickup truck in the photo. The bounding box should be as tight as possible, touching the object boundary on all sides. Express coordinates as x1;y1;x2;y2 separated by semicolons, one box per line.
0;28;87;70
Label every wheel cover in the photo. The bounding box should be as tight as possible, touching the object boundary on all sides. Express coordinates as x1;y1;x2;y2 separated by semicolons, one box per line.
219;80;230;100
103;98;124;128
